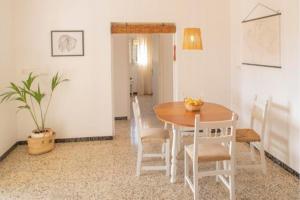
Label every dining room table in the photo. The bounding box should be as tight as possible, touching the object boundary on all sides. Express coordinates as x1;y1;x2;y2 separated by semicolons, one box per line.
153;101;235;183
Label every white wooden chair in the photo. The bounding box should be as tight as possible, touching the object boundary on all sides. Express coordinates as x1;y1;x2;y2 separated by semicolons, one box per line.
184;114;237;200
236;96;270;174
132;100;170;176
134;96;168;158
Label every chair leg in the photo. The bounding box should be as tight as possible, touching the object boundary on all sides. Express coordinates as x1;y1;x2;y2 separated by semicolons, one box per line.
165;140;170;176
162;123;168;159
177;133;181;153
161;143;165;159
193;159;199;200
229;160;236;200
223;160;229;177
216;161;220;182
184;147;188;186
250;142;256;162
229;174;236;200
164;122;168;129
136;144;143;176
259;142;267;174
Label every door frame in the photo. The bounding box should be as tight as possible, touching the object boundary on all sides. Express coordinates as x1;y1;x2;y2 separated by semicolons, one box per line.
110;22;178;136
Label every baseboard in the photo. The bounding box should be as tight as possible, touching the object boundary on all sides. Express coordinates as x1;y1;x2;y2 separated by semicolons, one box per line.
265;151;300;178
0;136;113;161
17;141;27;145
115;116;128;120
248;142;299;179
0;142;18;162
55;136;113;143
17;136;114;145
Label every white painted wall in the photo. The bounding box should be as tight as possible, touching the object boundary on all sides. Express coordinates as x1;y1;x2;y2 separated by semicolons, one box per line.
0;0;17;156
112;35;130;118
152;35;160;104
13;0;114;140
157;34;174;104
152;34;174;105
11;0;231;141
230;0;300;172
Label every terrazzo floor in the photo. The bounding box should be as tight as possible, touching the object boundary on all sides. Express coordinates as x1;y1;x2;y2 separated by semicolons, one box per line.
0;96;299;200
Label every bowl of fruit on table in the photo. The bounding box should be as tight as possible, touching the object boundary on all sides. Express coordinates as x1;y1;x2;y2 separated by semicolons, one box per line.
184;97;204;112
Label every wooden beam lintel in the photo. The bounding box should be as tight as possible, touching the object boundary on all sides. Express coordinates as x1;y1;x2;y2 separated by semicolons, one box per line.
111;23;176;34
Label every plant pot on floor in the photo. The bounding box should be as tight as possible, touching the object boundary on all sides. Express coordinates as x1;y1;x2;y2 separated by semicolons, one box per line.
27;130;55;155
31;128;53;138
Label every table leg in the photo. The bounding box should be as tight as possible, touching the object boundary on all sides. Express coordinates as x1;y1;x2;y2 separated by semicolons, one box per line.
171;124;179;183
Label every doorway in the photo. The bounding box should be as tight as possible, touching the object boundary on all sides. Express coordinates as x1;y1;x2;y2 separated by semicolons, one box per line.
111;23;176;134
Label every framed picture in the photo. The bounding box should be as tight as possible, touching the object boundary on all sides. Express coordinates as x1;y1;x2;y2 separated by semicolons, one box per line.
51;30;84;57
242;14;281;68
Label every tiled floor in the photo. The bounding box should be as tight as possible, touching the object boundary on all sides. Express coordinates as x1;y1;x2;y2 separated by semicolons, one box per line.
0;96;299;200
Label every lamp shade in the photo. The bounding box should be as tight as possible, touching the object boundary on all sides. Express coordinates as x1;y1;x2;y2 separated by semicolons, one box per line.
183;28;203;50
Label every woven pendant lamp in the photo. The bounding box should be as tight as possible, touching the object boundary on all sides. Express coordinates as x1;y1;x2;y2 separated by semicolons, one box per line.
183;28;203;50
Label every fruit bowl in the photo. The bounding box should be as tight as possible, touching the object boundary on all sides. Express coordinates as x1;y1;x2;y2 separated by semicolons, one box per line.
184;98;204;112
184;103;203;111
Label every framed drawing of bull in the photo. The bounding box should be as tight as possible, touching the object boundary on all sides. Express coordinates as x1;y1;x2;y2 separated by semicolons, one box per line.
51;30;84;57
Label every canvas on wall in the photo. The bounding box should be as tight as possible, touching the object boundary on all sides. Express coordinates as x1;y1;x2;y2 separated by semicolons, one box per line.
242;15;281;68
51;30;84;57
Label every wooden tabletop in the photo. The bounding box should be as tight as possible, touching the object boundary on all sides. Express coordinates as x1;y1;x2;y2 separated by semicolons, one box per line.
153;102;234;127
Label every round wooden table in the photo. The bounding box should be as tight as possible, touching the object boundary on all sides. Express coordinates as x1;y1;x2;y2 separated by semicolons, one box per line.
154;101;234;183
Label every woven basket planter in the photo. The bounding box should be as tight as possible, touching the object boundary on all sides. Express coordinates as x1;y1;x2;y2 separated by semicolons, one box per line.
27;131;55;155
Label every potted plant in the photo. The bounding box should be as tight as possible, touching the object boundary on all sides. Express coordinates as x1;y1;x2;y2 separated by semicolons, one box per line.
0;72;69;154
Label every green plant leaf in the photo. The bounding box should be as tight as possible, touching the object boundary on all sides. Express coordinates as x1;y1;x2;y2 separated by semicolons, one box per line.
16;105;30;113
51;72;58;91
9;83;21;95
31;84;45;104
17;105;30;109
21;72;38;91
51;72;69;91
15;97;23;101
0;91;16;103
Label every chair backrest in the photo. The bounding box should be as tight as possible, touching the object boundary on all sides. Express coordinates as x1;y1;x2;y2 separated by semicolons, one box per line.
192;114;238;162
134;96;141;117
132;101;142;143
135;96;139;104
250;96;270;141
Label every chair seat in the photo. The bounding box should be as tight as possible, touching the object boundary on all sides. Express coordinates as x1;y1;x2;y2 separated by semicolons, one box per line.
236;128;261;143
141;128;169;143
185;143;230;162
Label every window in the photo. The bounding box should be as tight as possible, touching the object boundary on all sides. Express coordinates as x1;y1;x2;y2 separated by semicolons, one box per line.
129;39;139;64
129;37;148;66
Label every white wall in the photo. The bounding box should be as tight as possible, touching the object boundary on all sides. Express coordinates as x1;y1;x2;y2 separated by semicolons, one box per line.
230;0;300;172
0;0;17;155
152;35;160;104
13;0;114;140
152;34;174;105
112;35;130;118
157;34;174;104
12;0;231;140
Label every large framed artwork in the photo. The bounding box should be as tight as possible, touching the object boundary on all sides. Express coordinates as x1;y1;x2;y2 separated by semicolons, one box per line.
51;30;84;57
242;4;281;68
